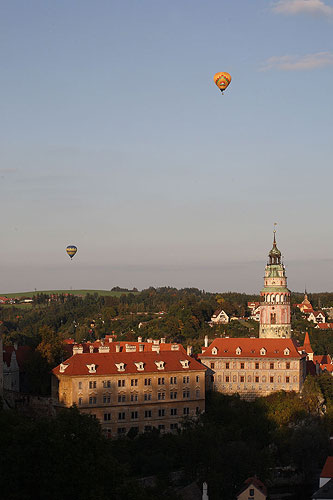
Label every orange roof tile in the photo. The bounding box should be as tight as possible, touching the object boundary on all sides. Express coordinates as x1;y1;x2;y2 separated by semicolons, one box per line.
198;337;304;359
301;332;314;353
53;350;205;377
314;355;331;365
317;323;333;330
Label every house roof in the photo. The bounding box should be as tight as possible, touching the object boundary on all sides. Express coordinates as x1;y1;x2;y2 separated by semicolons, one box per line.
198;337;304;359
237;477;267;498
212;308;228;318
53;350;206;377
321;457;333;478
321;364;333;373
301;332;314;353
312;478;333;499
3;345;32;370
63;339;187;357
317;323;333;330
314;355;332;365
312;311;325;318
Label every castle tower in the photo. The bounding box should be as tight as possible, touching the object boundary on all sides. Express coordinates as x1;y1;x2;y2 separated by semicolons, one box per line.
259;231;291;338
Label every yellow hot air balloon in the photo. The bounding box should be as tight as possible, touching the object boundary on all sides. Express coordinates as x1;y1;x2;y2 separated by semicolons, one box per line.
214;72;231;93
66;245;77;259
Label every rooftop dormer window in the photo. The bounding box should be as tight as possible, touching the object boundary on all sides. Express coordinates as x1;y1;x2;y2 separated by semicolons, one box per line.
115;362;125;372
134;362;145;371
180;360;189;369
284;348;290;356
86;364;97;374
260;348;267;356
59;363;69;373
236;347;242;355
155;361;165;370
211;347;218;355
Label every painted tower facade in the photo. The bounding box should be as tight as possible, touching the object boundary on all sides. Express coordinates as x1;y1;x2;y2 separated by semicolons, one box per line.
259;232;291;338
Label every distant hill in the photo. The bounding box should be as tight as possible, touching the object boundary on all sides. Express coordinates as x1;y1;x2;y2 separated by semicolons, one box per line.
1;289;138;298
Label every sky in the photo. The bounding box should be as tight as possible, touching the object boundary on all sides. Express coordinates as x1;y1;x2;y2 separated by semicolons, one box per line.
1;0;333;293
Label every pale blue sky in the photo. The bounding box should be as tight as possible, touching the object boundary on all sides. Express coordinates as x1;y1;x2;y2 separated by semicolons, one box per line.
1;0;333;293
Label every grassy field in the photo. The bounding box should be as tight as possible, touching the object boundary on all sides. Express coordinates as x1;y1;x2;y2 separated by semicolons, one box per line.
1;289;138;298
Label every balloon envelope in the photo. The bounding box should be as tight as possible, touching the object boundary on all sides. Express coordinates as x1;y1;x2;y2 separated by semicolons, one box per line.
66;245;77;259
214;72;231;92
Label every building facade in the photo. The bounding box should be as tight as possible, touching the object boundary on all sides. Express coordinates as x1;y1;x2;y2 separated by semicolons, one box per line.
259;231;291;339
199;337;306;399
52;345;206;437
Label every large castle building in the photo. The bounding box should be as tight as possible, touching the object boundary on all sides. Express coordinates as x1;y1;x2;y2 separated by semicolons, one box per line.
52;339;206;437
259;231;291;339
199;231;306;399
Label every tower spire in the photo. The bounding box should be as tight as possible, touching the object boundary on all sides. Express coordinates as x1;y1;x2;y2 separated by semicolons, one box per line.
260;227;291;339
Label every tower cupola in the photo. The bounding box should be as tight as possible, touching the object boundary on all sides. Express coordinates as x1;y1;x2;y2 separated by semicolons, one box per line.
268;231;281;264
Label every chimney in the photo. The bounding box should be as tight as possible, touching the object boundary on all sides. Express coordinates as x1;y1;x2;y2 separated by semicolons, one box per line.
137;336;142;343
204;335;209;348
187;345;193;356
73;344;84;354
99;345;110;353
160;338;166;344
202;482;208;500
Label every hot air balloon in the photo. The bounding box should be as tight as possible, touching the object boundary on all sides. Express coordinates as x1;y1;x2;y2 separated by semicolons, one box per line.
214;72;231;93
66;245;77;259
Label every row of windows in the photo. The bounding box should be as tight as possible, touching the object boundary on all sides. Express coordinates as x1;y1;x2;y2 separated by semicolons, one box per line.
213;374;297;384
103;406;196;422
78;389;199;406
109;423;180;436
81;376;199;391
210;361;294;370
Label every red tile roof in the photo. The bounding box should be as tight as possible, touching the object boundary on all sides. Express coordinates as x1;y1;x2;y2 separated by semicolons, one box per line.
312;311;326;318
63;339;186;357
53;350;205;377
314;355;332;365
321;457;333;478
317;323;333;330
301;332;314;353
321;364;333;373
198;338;304;359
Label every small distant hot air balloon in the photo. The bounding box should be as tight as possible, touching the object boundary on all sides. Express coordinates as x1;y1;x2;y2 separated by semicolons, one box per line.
214;72;231;93
66;245;77;260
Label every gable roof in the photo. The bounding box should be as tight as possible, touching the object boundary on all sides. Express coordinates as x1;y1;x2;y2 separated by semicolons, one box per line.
53;350;206;377
237;477;267;498
3;345;32;369
212;308;228;318
321;457;333;479
314;355;332;365
199;337;304;359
